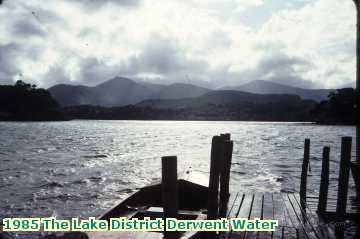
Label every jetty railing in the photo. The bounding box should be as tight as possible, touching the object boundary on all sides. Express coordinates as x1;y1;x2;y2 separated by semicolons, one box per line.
299;136;359;238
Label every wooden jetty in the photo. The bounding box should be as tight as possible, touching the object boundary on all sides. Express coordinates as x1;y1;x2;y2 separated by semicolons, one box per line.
222;136;359;239
197;135;359;239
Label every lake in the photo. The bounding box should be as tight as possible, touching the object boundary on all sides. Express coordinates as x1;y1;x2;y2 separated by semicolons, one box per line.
0;120;356;237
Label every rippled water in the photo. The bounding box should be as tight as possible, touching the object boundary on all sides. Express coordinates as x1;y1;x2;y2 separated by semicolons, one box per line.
0;121;356;237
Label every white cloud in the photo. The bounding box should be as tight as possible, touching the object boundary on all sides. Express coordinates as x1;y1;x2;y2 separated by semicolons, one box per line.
233;0;264;12
0;0;356;89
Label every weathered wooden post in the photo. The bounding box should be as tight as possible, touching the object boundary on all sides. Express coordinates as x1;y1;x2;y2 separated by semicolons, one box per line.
162;156;178;239
318;146;330;214
220;133;231;141
336;137;352;219
352;0;359;165
300;139;310;211
207;136;223;220
219;138;233;218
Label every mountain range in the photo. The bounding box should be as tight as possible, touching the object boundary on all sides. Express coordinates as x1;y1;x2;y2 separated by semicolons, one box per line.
136;90;302;109
222;80;332;102
49;77;210;107
48;77;334;107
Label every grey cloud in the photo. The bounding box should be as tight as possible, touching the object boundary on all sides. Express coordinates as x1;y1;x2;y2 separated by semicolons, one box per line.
42;35;211;87
41;40;318;90
256;52;316;88
138;38;183;74
28;8;69;29
12;19;45;37
79;57;125;85
0;43;21;84
67;0;141;10
126;35;209;77
215;51;317;89
42;65;72;87
42;57;124;87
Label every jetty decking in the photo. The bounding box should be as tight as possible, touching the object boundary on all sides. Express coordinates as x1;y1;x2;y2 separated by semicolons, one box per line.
223;192;335;239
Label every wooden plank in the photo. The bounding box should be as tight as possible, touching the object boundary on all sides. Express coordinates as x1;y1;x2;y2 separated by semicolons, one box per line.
258;193;274;239
224;194;245;239
293;194;336;239
283;227;299;239
287;193;318;239
225;193;341;239
280;194;298;229
278;194;298;239
227;192;240;218
237;194;255;219
245;193;264;239
272;226;285;239
220;193;240;239
227;194;254;239
272;193;294;239
240;194;255;239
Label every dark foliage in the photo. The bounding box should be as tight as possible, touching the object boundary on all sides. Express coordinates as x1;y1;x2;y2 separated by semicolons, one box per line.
311;88;358;125
0;81;66;121
63;98;316;122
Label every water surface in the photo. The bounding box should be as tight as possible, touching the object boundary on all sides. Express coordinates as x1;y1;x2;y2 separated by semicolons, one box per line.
0;120;356;236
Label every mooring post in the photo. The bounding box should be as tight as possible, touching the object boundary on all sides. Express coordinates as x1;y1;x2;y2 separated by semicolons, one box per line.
336;137;352;220
300;138;310;211
219;138;233;218
162;156;178;239
220;133;231;141
318;146;330;214
207;136;223;220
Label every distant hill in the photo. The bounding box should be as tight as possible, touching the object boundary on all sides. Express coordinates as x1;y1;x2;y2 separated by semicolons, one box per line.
151;83;210;99
222;80;334;101
49;77;211;107
94;77;161;106
49;77;160;107
65;91;316;121
137;90;303;109
49;78;335;107
47;84;95;106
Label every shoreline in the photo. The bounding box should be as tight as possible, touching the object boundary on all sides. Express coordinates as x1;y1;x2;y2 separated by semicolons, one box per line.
0;119;356;126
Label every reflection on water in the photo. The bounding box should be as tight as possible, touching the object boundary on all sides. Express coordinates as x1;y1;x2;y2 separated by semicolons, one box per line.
0;120;356;237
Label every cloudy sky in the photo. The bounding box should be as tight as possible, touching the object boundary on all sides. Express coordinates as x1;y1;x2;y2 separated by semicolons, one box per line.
0;0;357;89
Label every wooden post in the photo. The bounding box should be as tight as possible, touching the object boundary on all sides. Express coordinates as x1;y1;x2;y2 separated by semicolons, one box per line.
219;140;233;218
353;0;360;164
220;133;231;141
318;146;330;214
207;136;222;220
336;137;352;219
162;156;178;239
300;139;310;211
